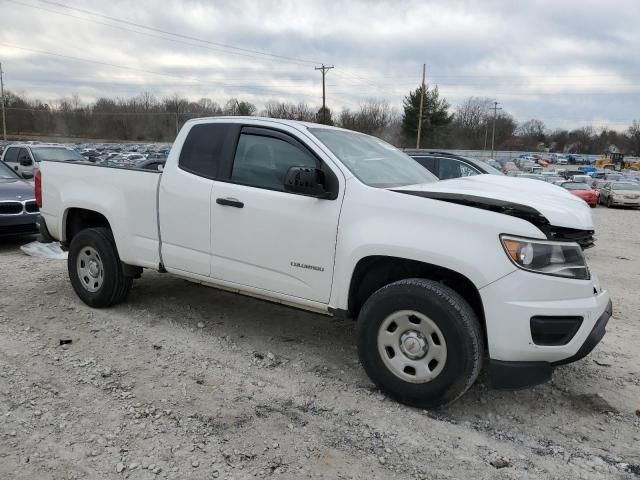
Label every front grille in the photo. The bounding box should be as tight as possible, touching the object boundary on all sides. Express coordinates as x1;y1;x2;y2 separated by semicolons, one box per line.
547;226;595;249
0;202;23;215
25;201;39;213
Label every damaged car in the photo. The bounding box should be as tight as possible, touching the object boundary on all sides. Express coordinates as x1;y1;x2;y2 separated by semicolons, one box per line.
37;118;610;407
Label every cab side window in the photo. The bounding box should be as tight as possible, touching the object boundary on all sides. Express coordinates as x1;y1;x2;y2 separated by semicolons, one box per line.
231;132;317;191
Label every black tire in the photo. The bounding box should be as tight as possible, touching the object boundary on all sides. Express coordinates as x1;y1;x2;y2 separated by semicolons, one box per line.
607;197;613;208
67;227;132;308
357;278;483;408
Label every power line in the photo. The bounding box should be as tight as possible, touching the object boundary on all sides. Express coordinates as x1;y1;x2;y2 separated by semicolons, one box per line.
28;0;321;66
5;0;319;69
0;43;329;101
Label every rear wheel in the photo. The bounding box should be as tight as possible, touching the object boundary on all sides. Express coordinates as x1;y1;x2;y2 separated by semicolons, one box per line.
68;227;132;308
357;278;484;408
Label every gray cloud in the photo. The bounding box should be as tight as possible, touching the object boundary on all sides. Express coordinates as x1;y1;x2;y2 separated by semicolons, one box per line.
0;0;638;129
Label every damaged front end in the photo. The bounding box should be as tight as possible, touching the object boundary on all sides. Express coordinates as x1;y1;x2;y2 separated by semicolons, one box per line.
394;190;595;249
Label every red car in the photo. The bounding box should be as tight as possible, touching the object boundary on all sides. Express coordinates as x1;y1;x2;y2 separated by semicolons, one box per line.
561;181;598;208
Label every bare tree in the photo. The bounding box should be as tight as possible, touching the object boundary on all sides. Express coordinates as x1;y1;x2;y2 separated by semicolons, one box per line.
450;97;493;149
263;101;315;121
339;99;392;136
517;119;546;140
627;121;640;156
223;98;257;116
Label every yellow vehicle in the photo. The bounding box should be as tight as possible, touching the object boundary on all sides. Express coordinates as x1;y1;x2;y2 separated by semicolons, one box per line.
595;152;640;171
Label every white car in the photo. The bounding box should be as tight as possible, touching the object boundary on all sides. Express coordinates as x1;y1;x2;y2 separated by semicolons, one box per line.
1;144;85;177
36;117;611;407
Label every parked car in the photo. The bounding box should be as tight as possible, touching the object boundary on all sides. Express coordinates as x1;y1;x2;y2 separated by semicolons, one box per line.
516;173;546;181
590;179;610;193
560;182;598;208
0;161;39;236
544;175;565;184
1;144;86;177
502;161;519;174
578;166;597;175
604;172;624;181
570;174;593;184
404;151;503;179
561;169;584;180
37;118;610;407
599;182;640;208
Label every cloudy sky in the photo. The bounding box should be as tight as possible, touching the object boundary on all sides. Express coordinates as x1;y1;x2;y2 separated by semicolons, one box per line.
0;0;638;130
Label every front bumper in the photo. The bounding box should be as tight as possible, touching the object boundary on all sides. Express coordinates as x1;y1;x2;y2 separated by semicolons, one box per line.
489;299;612;389
480;269;610;363
0;213;39;236
610;197;640;206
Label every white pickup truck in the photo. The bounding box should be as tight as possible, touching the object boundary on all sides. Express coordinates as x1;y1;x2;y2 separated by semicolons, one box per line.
36;117;611;407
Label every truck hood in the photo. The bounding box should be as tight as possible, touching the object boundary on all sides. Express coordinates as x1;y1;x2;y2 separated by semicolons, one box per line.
392;175;593;231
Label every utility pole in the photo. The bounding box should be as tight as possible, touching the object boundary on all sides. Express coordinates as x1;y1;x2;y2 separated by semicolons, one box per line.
416;63;426;148
315;64;334;123
0;62;6;141
483;119;489;156
490;101;502;160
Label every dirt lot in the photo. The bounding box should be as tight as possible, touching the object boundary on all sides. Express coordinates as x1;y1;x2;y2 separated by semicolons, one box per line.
1;207;639;480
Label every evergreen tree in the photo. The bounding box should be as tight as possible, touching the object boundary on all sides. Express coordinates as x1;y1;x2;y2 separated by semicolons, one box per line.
401;85;452;146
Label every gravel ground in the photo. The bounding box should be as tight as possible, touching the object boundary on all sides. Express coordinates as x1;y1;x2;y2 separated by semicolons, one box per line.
1;207;639;480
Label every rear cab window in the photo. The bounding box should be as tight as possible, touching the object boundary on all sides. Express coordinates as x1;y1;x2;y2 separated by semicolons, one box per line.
178;123;236;178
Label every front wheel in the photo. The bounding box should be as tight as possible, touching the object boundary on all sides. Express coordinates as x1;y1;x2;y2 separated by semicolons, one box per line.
607;197;613;208
68;227;132;308
357;278;484;408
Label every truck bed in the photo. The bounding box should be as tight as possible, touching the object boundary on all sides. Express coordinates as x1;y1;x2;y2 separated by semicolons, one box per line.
40;161;162;269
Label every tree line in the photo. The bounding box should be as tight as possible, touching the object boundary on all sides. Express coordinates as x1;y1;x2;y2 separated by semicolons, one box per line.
2;88;639;155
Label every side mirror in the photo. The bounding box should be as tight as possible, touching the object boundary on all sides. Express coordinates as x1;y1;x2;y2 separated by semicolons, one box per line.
19;157;33;167
284;166;329;197
22;172;34;179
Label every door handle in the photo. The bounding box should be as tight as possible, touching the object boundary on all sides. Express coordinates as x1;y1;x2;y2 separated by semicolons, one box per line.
216;197;244;208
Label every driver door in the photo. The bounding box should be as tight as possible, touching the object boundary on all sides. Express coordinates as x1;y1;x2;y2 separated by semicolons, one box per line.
210;126;343;303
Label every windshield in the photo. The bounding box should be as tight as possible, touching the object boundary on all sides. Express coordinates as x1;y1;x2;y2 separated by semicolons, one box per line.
563;183;590;190
310;128;437;187
612;183;640;191
32;147;86;162
0;161;19;179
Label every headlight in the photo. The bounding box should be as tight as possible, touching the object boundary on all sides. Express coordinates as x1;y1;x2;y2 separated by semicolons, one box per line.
501;235;589;280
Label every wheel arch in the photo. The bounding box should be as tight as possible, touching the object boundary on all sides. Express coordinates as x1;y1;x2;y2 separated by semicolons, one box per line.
63;207;112;245
347;255;486;337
